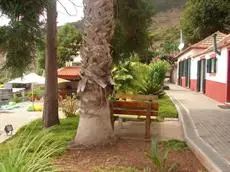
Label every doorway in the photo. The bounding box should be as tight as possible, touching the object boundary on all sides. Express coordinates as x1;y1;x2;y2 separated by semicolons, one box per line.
197;59;206;93
227;50;230;102
186;58;191;88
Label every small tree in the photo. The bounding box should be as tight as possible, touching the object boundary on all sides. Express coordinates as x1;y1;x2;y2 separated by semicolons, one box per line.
43;0;60;127
112;0;155;64
182;0;230;44
57;24;82;67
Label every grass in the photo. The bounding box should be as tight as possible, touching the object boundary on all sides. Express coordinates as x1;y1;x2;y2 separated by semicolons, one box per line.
158;95;178;119
159;139;188;151
0;115;186;171
0;116;79;160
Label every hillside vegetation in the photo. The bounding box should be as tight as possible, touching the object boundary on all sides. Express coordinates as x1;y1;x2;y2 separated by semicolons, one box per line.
70;0;187;57
154;0;186;12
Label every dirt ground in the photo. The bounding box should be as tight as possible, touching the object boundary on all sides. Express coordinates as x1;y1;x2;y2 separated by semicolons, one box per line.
55;139;206;172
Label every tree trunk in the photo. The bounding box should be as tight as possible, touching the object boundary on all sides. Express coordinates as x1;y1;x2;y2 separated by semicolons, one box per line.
43;0;60;128
73;0;115;146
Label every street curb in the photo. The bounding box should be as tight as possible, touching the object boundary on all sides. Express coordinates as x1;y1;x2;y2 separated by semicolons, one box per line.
167;91;229;172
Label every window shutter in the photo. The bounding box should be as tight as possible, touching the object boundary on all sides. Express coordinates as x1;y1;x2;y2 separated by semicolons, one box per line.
213;58;217;73
207;59;211;73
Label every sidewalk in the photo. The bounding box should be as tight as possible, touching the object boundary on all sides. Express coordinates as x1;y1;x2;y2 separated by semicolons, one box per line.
0;111;41;143
167;84;230;172
0;102;65;143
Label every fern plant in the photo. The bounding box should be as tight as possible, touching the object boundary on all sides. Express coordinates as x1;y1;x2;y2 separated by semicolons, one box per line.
147;138;178;172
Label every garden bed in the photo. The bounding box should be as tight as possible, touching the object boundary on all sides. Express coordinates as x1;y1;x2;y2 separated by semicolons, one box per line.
55;139;206;172
0;110;204;172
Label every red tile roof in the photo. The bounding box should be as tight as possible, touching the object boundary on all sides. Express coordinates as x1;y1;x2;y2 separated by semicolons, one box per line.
175;31;227;58
57;66;81;81
193;33;230;58
216;34;230;48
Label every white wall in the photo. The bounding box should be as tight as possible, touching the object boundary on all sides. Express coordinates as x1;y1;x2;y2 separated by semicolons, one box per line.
205;48;228;84
191;58;198;79
177;47;229;84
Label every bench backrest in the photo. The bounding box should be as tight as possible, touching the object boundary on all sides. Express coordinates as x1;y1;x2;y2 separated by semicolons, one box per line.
110;94;159;116
115;93;158;102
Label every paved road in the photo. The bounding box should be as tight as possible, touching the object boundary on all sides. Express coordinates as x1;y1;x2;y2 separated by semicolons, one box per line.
167;84;230;172
0;102;64;143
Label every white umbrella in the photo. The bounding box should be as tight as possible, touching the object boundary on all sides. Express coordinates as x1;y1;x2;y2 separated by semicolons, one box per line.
23;73;45;85
8;77;30;84
7;73;45;85
23;73;45;105
8;73;45;105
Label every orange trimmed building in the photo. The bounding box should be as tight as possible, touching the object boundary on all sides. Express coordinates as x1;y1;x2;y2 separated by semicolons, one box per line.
57;66;81;96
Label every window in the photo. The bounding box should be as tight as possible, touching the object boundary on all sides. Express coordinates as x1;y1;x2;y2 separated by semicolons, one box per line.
207;58;217;73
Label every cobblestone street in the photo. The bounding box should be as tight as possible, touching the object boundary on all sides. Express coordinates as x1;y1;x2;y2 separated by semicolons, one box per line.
167;84;230;172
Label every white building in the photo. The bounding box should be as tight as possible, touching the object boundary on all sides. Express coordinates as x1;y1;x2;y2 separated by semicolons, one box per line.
176;31;230;103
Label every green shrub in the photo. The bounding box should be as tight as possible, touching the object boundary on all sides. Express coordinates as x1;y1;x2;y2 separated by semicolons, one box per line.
27;104;43;112
131;60;168;95
10;96;22;103
27;87;44;100
112;60;134;93
147;138;178;172
139;61;168;95
60;94;78;117
112;59;168;96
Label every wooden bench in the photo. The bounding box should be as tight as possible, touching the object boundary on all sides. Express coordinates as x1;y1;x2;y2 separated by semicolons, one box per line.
110;94;159;139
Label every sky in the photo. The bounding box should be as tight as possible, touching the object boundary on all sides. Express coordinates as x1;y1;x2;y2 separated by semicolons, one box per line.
0;0;84;26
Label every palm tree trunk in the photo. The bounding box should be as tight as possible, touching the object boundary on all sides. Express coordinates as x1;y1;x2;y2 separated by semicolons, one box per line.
43;0;60;127
73;0;115;146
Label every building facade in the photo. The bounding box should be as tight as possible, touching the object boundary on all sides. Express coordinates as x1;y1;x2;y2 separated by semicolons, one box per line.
176;32;230;104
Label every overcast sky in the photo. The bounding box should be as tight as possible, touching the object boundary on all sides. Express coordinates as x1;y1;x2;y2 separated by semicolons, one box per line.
0;0;84;26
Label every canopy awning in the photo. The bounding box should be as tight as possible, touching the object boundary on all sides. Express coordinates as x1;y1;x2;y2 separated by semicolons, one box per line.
7;73;45;85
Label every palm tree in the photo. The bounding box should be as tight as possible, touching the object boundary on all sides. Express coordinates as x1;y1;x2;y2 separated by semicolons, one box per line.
43;0;60;127
73;0;115;146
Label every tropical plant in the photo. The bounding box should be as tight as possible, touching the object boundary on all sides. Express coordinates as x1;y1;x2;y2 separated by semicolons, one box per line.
73;0;115;146
0;130;63;172
112;61;134;93
147;138;178;172
60;94;78;117
134;61;168;95
112;60;168;95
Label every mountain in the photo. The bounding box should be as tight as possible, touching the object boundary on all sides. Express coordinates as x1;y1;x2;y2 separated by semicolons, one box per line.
149;0;187;56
